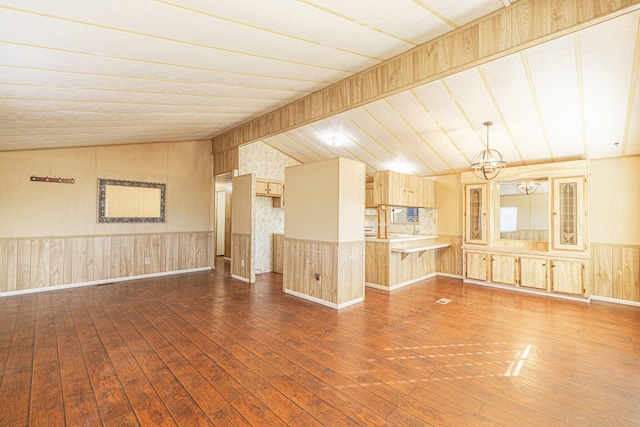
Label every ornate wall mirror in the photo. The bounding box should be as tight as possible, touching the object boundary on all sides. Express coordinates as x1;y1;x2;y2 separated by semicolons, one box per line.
98;178;166;223
498;179;549;242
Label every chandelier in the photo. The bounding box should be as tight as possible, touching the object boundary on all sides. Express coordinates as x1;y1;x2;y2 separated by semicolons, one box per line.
470;121;506;180
516;181;539;195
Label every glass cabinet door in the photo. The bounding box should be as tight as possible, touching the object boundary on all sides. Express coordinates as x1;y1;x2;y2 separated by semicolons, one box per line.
465;184;488;245
552;177;585;251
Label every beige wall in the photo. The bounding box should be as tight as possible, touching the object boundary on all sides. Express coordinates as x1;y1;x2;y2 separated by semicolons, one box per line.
434;173;462;236
590;155;640;244
0;140;212;239
286;157;364;242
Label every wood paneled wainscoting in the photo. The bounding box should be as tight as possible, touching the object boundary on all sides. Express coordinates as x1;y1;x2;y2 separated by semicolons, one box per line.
437;235;463;278
591;243;640;305
0;232;212;294
283;238;364;308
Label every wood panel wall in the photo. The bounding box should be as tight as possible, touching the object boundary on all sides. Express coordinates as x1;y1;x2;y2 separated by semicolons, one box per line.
591;243;640;302
272;233;284;274
437;235;463;277
283;238;364;306
213;148;238;175
0;232;212;294
230;233;252;282
211;0;640;152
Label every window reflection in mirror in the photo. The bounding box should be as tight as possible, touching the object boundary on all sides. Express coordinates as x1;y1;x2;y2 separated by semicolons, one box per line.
498;180;548;241
98;179;166;223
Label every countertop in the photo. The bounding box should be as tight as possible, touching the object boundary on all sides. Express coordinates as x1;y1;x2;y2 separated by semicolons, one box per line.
365;234;439;243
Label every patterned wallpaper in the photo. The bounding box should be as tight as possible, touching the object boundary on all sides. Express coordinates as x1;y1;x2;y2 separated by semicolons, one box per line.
239;142;300;273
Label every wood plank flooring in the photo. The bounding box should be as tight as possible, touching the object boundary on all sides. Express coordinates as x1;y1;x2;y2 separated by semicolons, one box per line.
0;257;639;426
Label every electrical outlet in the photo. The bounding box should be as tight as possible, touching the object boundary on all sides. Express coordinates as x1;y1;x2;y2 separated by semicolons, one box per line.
314;273;321;284
241;260;245;267
144;257;150;265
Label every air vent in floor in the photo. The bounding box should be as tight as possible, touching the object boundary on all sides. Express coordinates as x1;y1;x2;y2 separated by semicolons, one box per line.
436;298;452;304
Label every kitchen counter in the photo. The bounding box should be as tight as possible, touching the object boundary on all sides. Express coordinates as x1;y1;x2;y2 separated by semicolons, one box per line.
365;235;449;291
365;234;439;242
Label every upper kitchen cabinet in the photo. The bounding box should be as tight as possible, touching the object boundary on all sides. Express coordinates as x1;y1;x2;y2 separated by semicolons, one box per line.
256;179;283;197
372;170;435;208
256;178;285;208
365;182;374;207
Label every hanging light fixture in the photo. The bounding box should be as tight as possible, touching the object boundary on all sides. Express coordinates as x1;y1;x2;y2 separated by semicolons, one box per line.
515;181;539;195
471;121;506;180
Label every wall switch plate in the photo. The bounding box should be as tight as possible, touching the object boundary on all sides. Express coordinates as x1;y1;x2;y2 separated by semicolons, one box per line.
241;260;245;267
144;257;150;265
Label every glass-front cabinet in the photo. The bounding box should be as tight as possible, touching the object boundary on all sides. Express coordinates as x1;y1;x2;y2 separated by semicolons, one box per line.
461;160;590;299
464;184;488;245
552;177;585;251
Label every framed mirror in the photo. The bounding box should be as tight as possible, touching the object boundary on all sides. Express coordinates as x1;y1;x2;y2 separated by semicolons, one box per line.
98;178;166;223
498;180;549;242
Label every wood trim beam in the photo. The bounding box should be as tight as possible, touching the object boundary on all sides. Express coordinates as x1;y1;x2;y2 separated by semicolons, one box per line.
212;0;640;154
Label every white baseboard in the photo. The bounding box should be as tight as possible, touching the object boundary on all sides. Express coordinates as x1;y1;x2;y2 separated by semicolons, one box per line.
590;295;640;308
366;272;444;292
231;274;250;283
0;267;212;298
284;289;364;309
437;272;463;280
463;279;590;303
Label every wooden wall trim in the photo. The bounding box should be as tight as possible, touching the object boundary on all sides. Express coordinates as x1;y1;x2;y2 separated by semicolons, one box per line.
212;0;640;153
0;232;213;294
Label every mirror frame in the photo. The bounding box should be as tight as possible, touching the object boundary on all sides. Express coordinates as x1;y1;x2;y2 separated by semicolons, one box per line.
98;178;166;223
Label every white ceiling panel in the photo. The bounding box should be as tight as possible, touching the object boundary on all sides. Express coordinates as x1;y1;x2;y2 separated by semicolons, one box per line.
478;54;550;164
1;0;638;179
524;35;585;161
580;12;638;159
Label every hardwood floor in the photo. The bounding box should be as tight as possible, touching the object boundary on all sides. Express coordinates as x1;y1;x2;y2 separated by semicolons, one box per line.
0;257;639;426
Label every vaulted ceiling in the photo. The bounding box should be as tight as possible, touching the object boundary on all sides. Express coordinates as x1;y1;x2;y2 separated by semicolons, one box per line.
1;0;639;179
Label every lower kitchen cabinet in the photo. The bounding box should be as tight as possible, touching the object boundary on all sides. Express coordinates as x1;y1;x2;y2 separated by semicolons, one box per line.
463;250;587;298
551;259;584;296
466;252;488;281
491;254;517;286
519;256;548;290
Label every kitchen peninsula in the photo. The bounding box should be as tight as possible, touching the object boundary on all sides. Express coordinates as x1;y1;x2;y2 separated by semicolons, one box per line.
365;234;450;291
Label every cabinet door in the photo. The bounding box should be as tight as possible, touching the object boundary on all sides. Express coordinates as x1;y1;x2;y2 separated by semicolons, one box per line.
268;182;283;196
552;177;585;251
466;252;488;281
365;185;374;206
551;259;584;295
255;180;269;196
519;257;548;290
465;184;488;245
423;179;436;208
491;254;517;285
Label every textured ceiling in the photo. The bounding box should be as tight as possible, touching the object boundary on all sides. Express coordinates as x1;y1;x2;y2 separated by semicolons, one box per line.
0;0;513;151
263;10;640;178
1;1;638;180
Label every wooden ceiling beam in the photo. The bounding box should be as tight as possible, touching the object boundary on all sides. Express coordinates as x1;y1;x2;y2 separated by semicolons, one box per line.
212;0;640;154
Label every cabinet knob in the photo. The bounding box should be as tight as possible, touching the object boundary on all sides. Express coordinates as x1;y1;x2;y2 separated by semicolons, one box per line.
542;263;546;266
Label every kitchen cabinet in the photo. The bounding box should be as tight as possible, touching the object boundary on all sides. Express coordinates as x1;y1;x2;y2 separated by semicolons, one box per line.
256;178;284;207
519;256;548;290
373;170;434;208
464;183;488;245
466;251;488;281
491;254;517;285
256;179;283;197
551;258;584;296
365;182;374;206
